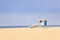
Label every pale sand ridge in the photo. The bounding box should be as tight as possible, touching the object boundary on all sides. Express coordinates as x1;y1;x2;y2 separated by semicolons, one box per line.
0;27;60;40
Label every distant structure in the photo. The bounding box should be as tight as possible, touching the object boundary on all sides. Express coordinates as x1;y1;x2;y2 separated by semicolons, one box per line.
39;16;47;27
30;17;48;28
40;19;47;26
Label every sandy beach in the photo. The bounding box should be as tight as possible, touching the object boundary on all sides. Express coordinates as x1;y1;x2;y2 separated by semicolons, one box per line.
0;27;60;40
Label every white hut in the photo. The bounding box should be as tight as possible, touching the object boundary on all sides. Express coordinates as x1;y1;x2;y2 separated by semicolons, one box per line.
40;19;47;26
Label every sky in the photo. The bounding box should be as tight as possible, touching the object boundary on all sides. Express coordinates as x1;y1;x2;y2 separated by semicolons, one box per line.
0;0;60;26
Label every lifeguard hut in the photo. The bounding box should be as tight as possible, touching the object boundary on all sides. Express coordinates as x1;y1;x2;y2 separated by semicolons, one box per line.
40;20;47;26
39;17;47;27
30;17;48;28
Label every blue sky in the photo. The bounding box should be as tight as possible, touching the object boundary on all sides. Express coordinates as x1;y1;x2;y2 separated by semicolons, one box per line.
0;0;60;26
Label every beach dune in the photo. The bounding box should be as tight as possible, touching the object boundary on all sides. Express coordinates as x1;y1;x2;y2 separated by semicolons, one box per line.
0;28;60;40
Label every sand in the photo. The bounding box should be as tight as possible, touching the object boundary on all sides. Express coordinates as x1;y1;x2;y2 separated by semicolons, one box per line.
0;27;60;40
